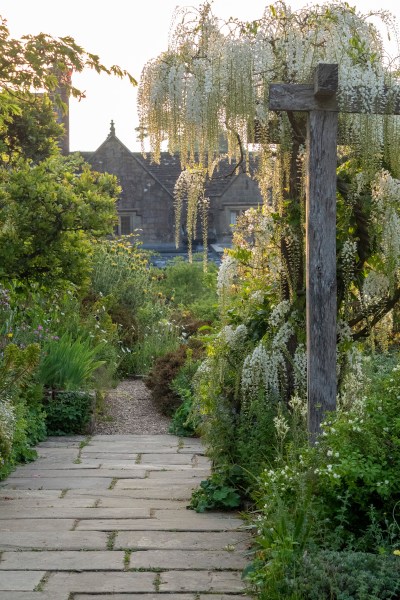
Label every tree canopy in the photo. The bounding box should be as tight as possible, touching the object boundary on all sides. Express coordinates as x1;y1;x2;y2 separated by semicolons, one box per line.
0;154;120;287
0;16;135;289
0;92;63;163
0;15;136;100
0;14;136;157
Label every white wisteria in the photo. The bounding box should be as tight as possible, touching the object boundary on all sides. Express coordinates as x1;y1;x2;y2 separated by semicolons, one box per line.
141;1;400;456
139;1;400;172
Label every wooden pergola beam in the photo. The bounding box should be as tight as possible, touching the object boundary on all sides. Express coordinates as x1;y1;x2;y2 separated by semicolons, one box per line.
270;84;400;115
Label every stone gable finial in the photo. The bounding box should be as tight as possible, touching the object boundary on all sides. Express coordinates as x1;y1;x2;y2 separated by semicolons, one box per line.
109;120;116;137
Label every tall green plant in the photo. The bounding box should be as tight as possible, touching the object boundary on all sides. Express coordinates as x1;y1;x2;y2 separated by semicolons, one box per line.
38;333;105;392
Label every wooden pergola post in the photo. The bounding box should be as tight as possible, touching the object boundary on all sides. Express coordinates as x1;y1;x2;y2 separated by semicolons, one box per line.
269;64;339;441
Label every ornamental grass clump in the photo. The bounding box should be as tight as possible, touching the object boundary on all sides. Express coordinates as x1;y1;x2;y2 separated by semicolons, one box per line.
38;332;105;393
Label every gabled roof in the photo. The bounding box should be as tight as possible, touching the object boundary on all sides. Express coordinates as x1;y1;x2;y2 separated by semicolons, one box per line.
135;153;260;198
81;123;260;199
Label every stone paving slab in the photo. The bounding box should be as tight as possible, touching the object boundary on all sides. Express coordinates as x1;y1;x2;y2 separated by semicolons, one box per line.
74;595;195;600
0;531;108;550
147;470;209;480
153;510;240;523
86;439;178;447
159;570;246;593
0;570;45;591
0;593;69;600
0;551;125;571
139;454;198;465
36;449;79;457
1;477;113;490
115;531;250;551
43;571;156;594
76;515;241;531
0;507;150;519
0;490;62;500
91;434;178;441
8;469;147;479
37;440;83;448
69;487;194;500
114;479;202;490
0;498;98;509
84;447;181;455
18;460;102;469
100;463;201;471
79;453;139;460
128;550;247;570
96;498;188;509
0;519;75;531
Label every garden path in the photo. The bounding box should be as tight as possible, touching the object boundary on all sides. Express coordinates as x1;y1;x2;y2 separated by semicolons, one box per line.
93;379;171;435
0;433;252;599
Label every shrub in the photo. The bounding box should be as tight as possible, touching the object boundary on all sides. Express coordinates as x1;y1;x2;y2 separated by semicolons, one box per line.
146;341;204;415
0;388;47;481
189;466;243;512
0;341;41;474
44;391;95;435
262;550;400;600
169;354;202;436
246;353;400;597
159;258;218;321
125;318;181;376
308;357;400;545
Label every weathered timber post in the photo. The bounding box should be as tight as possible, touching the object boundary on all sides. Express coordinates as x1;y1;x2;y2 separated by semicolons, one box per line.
269;64;400;441
269;64;339;442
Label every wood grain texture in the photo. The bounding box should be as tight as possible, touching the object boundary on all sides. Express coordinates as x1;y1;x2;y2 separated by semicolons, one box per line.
269;83;400;114
269;84;338;112
314;63;338;97
306;110;338;440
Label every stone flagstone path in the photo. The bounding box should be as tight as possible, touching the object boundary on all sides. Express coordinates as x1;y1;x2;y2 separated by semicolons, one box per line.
0;434;253;600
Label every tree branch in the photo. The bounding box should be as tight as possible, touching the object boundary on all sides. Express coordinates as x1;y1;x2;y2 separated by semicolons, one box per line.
350;287;400;340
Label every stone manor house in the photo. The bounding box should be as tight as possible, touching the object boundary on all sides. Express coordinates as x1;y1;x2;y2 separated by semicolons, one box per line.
67;115;263;250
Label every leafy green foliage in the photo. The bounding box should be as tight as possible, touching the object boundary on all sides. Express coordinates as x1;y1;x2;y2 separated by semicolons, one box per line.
0;154;120;286
0;14;135;102
169;354;202;436
0;92;63;164
0;403;46;481
189;467;243;512
169;395;199;436
89;237;181;376
245;353;400;597
44;391;94;436
0;340;41;467
310;357;400;541
253;550;400;600
38;333;105;392
158;258;218;321
146;341;204;414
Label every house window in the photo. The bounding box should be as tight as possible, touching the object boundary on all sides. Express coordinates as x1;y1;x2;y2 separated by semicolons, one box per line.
120;215;131;235
230;210;242;225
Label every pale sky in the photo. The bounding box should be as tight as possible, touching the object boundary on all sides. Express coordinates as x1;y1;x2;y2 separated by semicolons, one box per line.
1;0;399;152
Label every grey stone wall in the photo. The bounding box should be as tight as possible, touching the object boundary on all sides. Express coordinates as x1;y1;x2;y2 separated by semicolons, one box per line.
85;133;263;246
87;137;175;243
